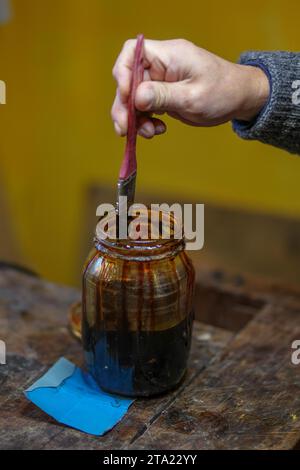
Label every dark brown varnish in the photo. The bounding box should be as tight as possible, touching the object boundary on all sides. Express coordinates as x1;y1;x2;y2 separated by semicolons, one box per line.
82;309;194;397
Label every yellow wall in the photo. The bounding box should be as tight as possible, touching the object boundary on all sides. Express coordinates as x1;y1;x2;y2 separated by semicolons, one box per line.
0;0;299;285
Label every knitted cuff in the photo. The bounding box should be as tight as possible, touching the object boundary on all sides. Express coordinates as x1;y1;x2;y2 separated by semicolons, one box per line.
232;51;300;154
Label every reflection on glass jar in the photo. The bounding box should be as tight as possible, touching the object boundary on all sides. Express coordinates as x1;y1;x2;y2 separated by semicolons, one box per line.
82;210;195;397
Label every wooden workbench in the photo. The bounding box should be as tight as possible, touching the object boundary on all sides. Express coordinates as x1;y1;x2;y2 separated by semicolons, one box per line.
1;264;300;450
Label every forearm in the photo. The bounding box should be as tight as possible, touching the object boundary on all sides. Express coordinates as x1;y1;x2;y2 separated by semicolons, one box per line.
232;51;300;155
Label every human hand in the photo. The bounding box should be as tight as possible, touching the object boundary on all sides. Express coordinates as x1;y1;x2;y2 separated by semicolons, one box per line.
111;38;269;138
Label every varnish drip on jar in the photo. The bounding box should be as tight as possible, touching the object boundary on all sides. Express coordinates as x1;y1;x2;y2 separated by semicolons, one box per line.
82;209;195;397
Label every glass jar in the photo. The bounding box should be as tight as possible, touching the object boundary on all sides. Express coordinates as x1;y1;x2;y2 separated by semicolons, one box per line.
82;212;195;397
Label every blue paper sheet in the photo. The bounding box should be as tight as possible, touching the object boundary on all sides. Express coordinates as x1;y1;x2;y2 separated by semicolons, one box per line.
24;357;134;436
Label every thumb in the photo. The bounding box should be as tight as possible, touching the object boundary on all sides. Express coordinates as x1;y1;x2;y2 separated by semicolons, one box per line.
135;81;184;113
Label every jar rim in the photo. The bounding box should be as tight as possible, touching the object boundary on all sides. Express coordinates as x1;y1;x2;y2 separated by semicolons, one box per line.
94;207;185;260
94;236;185;261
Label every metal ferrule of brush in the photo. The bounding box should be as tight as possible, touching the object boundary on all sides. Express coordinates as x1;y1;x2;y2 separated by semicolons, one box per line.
116;171;136;214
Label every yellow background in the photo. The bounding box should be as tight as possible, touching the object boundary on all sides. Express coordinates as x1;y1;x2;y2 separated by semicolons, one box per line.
0;0;299;285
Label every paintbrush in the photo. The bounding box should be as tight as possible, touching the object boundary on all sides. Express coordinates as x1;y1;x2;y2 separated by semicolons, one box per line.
116;34;144;213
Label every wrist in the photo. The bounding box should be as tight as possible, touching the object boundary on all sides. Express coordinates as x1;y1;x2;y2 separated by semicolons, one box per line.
233;64;270;121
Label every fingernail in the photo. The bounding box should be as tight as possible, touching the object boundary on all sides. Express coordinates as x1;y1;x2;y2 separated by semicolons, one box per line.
156;124;166;135
114;121;122;135
139;129;153;138
139;123;153;138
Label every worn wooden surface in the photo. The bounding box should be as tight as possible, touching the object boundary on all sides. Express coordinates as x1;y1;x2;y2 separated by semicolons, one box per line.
1;265;300;450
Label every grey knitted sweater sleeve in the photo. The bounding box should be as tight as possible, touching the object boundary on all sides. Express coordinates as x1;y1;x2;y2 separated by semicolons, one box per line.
232;51;300;154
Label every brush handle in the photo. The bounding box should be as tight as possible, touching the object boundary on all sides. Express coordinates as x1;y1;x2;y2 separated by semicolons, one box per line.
119;34;144;180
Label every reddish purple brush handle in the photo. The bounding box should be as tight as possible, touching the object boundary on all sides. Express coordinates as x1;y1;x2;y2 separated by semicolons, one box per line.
119;34;144;180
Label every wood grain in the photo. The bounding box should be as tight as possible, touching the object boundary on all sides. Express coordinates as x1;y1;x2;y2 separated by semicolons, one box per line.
131;303;300;450
0;268;232;450
1;265;300;449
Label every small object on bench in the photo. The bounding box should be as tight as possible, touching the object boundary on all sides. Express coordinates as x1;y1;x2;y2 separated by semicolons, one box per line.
24;357;134;436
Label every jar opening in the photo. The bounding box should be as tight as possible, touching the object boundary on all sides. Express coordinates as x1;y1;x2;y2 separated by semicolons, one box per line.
94;207;185;260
